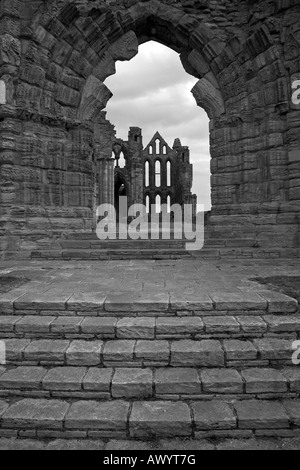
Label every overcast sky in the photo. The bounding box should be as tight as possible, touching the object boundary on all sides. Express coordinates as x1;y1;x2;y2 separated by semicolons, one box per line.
105;41;211;211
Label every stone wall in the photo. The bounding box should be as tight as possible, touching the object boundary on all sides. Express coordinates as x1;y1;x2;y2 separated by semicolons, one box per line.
0;0;299;258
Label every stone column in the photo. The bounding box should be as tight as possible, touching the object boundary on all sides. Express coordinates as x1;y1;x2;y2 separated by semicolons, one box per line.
98;157;115;207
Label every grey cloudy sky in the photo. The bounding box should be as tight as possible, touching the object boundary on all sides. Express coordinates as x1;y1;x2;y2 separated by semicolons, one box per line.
105;41;211;211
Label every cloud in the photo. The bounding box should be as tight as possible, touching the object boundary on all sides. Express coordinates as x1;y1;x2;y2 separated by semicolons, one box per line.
105;41;211;210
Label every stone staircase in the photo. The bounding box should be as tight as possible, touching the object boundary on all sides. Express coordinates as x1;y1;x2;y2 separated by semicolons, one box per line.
29;231;300;261
31;233;193;261
0;288;300;441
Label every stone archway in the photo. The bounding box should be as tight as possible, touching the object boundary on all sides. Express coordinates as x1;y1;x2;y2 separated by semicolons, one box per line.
0;0;299;258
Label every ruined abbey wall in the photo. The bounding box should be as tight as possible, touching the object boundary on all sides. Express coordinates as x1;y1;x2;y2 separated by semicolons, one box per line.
0;0;299;258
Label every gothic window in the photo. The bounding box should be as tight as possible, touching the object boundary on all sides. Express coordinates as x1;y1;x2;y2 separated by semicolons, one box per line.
163;145;167;155
155;160;161;187
119;151;126;168
149;145;153;155
155;139;160;154
145;161;150;187
146;195;150;214
155;194;161;213
167;161;171;187
167;195;171;213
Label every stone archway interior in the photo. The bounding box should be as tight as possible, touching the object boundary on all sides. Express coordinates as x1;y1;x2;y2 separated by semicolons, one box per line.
0;0;299;258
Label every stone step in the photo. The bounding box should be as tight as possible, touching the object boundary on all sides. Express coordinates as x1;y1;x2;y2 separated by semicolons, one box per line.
30;248;300;261
31;249;193;260
0;397;300;439
1;314;300;340
0;365;299;401
0;337;296;368
1;289;298;316
61;240;187;249
3;436;300;450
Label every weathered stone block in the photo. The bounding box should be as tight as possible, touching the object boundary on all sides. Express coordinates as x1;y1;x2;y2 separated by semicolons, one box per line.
65;400;129;430
241;368;288;394
201;368;243;394
2;399;69;430
155;368;201;395
112;368;152;398
129;401;192;438
235;400;289;429
192;401;236;430
117;317;155;339
43;367;86;391
171;340;224;367
83;368;113;392
66;340;102;366
0;366;47;390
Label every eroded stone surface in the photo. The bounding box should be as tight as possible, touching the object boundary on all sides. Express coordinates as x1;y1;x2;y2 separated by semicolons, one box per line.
130;401;192;438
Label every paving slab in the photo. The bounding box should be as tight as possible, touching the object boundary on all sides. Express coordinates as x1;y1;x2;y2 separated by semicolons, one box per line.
117;318;155;339
66;341;103;366
203;316;240;334
241;368;287;394
103;340;136;362
130;401;192;438
4;339;31;361
24;340;70;363
192;401;236;430
81;317;117;335
201;368;243;394
236;316;267;334
263;315;300;332
0;400;9;417
14;293;71;311
169;292;213;311
2;399;69;429
16;316;55;333
235;400;289;429
112;368;153;398
155;368;201;395
282;400;300;426
253;338;293;360
258;291;298;313
51;317;84;334
83;368;113;392
105;291;169;312
282;368;300;392
223;340;257;361
209;292;267;311
0;316;22;332
135;340;169;362
66;293;107;312
42;367;87;391
65;400;129;430
156;317;204;336
171;340;224;367
0;367;47;390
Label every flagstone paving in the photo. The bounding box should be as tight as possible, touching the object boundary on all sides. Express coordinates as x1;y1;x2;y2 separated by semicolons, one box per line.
0;259;298;314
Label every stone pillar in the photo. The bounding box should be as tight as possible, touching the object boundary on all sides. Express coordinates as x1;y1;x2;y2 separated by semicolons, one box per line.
107;158;114;207
98;157;114;206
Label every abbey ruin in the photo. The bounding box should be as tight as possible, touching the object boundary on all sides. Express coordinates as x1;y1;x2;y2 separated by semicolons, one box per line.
0;0;299;258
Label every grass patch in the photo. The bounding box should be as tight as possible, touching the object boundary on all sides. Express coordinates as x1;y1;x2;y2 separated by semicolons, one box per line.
252;276;300;302
0;276;30;294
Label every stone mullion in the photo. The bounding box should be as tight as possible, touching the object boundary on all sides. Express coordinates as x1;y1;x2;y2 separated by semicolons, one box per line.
107;158;114;207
